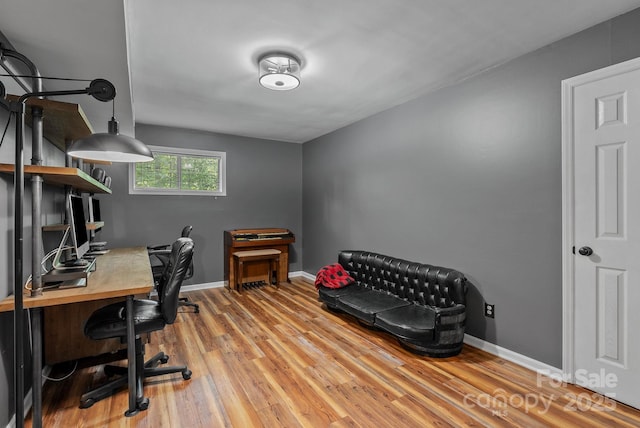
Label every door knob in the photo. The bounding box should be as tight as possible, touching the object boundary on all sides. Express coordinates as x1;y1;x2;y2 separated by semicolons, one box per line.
578;246;593;256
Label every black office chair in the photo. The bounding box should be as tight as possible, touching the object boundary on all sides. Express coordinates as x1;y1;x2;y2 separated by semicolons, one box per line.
148;225;199;313
80;237;195;412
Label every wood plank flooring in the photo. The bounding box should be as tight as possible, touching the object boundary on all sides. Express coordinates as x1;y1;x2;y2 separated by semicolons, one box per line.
28;277;640;427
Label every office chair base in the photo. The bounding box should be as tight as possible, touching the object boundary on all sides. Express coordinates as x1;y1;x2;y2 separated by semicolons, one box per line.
179;297;200;313
80;342;190;414
124;398;148;417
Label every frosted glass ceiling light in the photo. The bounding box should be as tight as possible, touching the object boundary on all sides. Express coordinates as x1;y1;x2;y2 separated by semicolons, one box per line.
258;53;300;90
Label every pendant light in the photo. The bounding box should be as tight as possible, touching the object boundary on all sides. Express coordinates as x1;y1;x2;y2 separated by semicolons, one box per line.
67;99;153;163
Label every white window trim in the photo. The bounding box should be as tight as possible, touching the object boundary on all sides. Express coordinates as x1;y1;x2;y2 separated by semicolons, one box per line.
129;145;227;196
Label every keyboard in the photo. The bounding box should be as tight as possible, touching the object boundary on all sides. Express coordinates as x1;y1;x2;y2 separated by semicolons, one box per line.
63;258;90;267
85;249;110;256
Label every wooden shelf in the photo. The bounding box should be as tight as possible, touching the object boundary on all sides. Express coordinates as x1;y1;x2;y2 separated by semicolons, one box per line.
0;164;112;194
42;224;69;232
88;221;104;230
5;95;94;152
42;222;104;232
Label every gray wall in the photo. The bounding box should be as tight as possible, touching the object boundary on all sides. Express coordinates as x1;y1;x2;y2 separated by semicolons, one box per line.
0;118;301;424
0;108;67;426
1;7;639;426
98;124;303;285
302;8;640;368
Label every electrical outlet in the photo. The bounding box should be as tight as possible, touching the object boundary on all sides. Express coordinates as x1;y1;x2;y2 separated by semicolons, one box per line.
484;303;495;318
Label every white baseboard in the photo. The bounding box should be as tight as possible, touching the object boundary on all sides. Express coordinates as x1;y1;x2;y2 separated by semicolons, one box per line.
175;277;565;383
464;334;562;378
7;279;563;428
290;270;316;281
287;273;562;380
180;271;316;293
181;280;225;292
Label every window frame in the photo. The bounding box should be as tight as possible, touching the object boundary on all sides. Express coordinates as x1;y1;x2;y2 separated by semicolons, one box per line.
128;145;227;196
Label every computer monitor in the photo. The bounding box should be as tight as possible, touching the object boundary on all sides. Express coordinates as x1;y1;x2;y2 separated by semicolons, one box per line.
88;196;101;223
68;194;90;261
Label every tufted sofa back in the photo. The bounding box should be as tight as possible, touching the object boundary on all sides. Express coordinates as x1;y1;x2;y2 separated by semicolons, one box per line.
338;250;467;309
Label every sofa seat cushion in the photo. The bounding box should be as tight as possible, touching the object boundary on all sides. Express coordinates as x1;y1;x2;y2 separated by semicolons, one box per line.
375;304;436;342
336;291;411;324
318;284;369;308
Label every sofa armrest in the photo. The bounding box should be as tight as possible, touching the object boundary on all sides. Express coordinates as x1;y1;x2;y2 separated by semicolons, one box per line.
432;304;466;324
430;304;466;346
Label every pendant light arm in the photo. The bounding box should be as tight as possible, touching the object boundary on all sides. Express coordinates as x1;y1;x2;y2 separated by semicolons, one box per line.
17;88;90;102
15;78;116;105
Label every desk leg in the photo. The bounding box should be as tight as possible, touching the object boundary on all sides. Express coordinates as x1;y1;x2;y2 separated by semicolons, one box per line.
31;308;43;428
124;296;139;417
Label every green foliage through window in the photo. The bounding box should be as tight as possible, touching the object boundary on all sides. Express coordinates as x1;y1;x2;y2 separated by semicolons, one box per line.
130;146;226;196
180;156;219;191
135;153;179;190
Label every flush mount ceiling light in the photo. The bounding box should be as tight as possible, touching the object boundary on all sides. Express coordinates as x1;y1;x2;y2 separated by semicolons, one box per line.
258;53;301;90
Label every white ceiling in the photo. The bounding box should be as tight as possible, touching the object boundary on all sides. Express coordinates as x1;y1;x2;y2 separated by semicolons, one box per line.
2;0;640;144
0;1;134;136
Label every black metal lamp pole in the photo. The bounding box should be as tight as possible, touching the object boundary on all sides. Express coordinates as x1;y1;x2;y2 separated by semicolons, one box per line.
1;72;115;428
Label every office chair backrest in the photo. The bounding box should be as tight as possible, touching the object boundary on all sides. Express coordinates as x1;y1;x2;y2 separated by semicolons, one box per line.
157;237;194;324
181;225;193;238
181;225;194;280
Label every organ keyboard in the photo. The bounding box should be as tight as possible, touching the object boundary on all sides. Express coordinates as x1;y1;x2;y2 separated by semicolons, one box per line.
224;228;295;289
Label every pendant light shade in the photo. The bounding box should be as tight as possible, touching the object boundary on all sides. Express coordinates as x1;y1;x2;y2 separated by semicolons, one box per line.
68;117;154;163
258;53;301;90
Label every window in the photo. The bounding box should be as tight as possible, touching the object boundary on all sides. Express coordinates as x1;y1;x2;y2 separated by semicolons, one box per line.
129;145;226;196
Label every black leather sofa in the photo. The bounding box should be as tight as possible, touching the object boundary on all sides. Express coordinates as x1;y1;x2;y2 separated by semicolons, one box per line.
317;250;468;357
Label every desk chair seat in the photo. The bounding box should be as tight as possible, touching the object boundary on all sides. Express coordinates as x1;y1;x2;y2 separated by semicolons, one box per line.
81;237;194;414
148;225;199;313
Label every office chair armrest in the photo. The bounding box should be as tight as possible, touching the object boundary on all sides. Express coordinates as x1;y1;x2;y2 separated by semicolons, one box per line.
147;244;171;253
148;248;171;256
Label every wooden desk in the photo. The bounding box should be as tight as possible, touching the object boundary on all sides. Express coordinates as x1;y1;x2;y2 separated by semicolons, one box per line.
0;247;152;311
0;247;154;421
42;250;151;364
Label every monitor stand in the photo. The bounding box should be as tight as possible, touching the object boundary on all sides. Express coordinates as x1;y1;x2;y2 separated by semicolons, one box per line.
50;228;91;271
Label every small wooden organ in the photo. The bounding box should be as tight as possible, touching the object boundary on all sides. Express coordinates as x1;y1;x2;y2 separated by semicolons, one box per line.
224;228;295;289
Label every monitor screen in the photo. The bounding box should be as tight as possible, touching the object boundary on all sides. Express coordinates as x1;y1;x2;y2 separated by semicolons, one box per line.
68;194;90;260
89;196;101;222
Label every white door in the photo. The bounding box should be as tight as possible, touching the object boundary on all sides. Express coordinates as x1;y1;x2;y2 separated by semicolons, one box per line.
563;57;640;410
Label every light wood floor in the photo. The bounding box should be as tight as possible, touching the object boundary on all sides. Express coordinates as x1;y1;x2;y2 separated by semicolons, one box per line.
28;277;640;427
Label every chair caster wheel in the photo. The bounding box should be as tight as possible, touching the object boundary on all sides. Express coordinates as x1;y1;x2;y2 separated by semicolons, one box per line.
160;355;169;364
103;366;116;377
80;398;96;409
182;369;192;380
138;397;149;411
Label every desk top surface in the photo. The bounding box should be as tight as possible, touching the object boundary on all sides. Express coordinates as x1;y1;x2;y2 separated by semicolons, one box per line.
0;247;153;312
